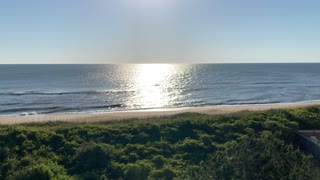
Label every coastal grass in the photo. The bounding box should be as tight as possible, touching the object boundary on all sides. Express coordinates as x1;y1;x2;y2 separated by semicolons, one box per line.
1;107;320;179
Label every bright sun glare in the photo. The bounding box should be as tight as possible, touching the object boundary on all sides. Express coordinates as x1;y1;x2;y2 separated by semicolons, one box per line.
136;0;172;7
124;0;178;10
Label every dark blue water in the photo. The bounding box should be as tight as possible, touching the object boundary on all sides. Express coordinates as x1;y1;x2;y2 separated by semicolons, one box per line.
1;64;320;116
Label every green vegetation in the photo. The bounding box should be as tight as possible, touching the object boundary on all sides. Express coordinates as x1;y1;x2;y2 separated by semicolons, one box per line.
1;106;320;179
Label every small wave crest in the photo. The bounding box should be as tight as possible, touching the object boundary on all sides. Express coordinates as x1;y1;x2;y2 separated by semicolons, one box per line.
0;90;134;96
12;92;25;95
19;112;38;116
0;104;125;116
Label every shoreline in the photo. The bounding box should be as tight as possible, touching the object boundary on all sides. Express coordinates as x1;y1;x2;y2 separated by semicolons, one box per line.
1;101;320;125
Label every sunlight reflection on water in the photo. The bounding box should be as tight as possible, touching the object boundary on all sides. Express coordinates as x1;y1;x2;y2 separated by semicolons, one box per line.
124;64;190;108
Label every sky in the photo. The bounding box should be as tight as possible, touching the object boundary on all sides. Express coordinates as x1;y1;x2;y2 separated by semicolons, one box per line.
1;0;320;64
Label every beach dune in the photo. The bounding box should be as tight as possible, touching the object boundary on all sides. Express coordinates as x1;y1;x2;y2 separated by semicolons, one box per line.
0;102;319;125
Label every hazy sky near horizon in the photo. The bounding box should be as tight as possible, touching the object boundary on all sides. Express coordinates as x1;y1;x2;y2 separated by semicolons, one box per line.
1;0;320;64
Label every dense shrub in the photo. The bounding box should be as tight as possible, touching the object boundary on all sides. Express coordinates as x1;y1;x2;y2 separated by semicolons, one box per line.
0;106;320;179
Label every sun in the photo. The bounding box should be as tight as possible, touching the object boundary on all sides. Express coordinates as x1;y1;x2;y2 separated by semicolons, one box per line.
135;0;172;7
123;0;179;10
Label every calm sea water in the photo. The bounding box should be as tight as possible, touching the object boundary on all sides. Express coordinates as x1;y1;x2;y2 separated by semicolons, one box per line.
1;64;320;116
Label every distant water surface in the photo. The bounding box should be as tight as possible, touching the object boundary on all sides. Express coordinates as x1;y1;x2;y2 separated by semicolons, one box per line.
1;64;320;116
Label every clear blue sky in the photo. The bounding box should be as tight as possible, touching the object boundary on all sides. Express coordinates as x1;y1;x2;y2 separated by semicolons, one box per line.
1;0;320;63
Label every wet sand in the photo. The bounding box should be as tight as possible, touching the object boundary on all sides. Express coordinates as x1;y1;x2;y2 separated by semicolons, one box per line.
0;102;319;125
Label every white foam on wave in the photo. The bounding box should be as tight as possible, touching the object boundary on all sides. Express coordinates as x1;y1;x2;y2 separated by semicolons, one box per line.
19;112;28;116
19;111;38;116
12;92;25;95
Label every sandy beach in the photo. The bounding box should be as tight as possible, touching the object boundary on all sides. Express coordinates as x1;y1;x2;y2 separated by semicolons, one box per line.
0;101;319;125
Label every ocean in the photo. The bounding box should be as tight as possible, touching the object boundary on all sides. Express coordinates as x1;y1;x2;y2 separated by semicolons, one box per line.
1;64;320;116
